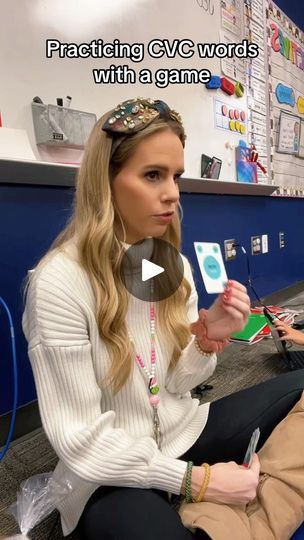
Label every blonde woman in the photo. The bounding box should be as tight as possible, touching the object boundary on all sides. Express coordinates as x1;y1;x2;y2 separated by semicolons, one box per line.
23;98;304;539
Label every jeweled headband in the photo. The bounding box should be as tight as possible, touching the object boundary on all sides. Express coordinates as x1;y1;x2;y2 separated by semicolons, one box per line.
102;97;183;157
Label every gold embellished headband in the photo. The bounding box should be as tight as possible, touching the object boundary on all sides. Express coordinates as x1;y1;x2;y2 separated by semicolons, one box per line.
102;97;183;156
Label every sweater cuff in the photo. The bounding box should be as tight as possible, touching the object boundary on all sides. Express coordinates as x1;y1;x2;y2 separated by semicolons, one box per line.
147;452;188;494
185;336;217;374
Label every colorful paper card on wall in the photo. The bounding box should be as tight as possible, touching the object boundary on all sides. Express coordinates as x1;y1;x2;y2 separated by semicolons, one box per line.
297;96;304;115
275;83;295;107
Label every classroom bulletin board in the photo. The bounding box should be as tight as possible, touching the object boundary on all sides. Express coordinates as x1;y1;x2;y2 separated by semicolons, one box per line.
267;1;304;195
2;0;304;194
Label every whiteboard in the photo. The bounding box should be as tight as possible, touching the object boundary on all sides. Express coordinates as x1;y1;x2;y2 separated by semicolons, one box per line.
0;0;249;180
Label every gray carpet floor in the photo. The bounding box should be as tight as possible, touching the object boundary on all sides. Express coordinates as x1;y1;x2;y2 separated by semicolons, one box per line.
1;293;304;539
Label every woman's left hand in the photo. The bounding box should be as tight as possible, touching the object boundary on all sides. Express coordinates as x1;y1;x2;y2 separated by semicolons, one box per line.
205;280;250;341
190;309;229;353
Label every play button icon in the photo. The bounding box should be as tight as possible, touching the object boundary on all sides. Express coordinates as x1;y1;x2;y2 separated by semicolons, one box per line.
121;237;184;302
142;259;164;281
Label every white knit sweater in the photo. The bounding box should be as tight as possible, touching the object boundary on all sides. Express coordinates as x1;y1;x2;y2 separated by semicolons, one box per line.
22;240;217;536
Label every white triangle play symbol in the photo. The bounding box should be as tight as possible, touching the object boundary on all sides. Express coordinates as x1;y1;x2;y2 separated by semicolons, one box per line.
142;259;164;282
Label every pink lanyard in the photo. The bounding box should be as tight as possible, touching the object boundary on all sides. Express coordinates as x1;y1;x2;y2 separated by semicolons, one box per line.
133;301;162;449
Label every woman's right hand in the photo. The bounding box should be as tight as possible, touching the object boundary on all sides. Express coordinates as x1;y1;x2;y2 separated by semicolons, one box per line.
191;454;260;505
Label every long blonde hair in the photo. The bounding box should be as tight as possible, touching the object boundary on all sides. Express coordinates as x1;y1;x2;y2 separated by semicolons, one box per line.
27;108;192;393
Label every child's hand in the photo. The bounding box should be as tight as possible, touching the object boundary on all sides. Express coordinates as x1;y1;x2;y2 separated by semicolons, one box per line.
274;320;304;345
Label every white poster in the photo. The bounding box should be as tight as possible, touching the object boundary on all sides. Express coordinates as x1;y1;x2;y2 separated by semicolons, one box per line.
277;111;301;154
220;30;246;83
298;119;304;159
221;0;242;36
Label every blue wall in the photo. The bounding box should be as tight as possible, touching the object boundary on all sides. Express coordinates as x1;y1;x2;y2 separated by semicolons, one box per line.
0;185;74;416
274;0;304;32
1;184;304;415
182;193;304;309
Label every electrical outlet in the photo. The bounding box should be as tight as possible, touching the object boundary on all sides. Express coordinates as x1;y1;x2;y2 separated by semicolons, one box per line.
279;231;285;249
262;234;268;254
224;238;237;261
251;235;262;255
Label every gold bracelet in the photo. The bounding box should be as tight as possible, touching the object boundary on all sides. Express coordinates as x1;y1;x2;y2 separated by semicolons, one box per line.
194;338;214;357
195;463;211;503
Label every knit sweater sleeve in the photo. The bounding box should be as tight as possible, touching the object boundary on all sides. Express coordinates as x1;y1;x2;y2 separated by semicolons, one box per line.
22;256;187;494
165;255;217;394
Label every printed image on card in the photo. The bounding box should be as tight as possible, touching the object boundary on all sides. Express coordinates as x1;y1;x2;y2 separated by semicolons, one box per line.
194;242;228;294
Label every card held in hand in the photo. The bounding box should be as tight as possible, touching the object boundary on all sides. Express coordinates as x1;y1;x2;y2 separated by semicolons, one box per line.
243;427;260;468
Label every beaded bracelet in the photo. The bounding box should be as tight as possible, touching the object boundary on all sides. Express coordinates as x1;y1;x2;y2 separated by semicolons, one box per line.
194;338;214;357
185;461;194;503
195;462;211;503
192;309;218;356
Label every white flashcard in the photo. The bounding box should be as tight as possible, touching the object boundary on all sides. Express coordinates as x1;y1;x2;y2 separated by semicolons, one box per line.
194;242;228;294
